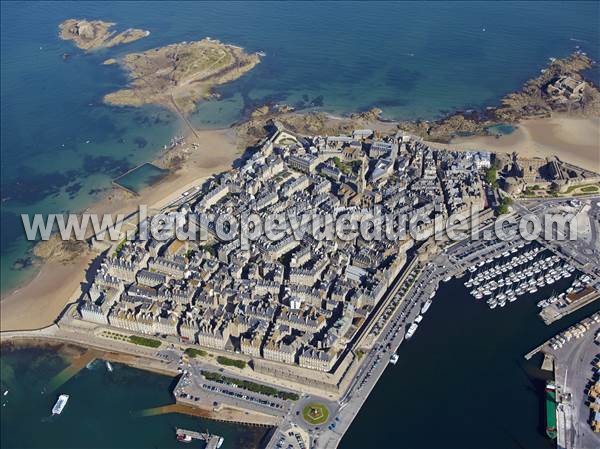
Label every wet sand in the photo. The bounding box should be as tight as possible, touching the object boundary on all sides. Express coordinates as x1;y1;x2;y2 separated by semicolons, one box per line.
445;116;600;170
0;126;241;332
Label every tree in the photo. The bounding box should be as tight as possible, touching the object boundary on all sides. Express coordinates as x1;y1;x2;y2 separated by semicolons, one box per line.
485;167;498;186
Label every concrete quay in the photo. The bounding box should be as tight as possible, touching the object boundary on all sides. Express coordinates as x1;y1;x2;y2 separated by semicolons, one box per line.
539;291;600;325
523;312;600;449
552;326;600;449
263;257;450;449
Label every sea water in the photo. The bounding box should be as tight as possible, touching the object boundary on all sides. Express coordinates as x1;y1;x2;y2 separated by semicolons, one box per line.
2;1;598;293
0;346;268;449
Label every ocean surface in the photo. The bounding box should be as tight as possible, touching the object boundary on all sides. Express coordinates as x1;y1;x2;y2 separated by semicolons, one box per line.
1;1;599;293
2;275;598;449
0;347;268;449
1;3;599;448
340;274;600;449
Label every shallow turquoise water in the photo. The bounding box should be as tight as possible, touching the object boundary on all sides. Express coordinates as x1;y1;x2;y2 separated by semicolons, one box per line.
1;1;598;292
114;163;169;194
487;123;516;136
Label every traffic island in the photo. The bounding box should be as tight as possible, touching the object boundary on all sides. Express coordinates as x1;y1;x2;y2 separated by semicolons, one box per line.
302;403;330;425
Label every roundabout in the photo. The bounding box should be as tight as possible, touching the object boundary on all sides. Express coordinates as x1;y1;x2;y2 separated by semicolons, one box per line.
302;402;330;425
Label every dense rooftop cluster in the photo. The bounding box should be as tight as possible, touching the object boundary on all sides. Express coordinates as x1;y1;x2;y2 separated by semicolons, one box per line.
79;122;490;372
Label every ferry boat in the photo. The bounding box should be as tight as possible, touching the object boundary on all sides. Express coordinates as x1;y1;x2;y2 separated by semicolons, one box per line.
545;382;558;439
389;354;399;365
52;394;69;416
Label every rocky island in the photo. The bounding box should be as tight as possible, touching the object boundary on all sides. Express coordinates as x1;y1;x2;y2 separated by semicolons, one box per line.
103;38;262;115
59;19;150;51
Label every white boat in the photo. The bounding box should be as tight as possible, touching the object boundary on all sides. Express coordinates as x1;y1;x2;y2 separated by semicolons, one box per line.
52;394;69;416
389;354;399;365
443;276;452;282
177;434;193;443
405;323;419;339
421;300;432;314
217;437;224;448
3;390;8;397
106;361;113;372
414;314;424;324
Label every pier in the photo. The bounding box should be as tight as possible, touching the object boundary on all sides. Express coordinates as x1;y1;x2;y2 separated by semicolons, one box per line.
539;289;600;325
48;349;99;392
175;428;223;449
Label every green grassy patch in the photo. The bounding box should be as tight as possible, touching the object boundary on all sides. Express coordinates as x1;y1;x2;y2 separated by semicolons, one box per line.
184;348;207;358
333;157;361;176
562;183;599;194
201;371;299;401
497;196;512;215
484;167;498;187
128;335;162;348
302;403;330;425
113;238;126;257
216;356;246;369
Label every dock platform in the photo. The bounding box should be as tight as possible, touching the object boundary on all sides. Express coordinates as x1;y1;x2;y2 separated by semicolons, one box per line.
175;428;223;449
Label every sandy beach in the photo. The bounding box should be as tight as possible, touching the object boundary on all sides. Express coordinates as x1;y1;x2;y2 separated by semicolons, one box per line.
445;115;600;170
2;112;598;332
0;126;241;332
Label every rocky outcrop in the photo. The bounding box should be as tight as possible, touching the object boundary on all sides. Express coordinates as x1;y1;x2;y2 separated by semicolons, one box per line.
350;108;382;121
493;52;599;121
103;38;262;115
33;234;87;264
399;52;599;143
59;19;149;51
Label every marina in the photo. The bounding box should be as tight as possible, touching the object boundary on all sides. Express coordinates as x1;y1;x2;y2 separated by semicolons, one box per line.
459;240;597;316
